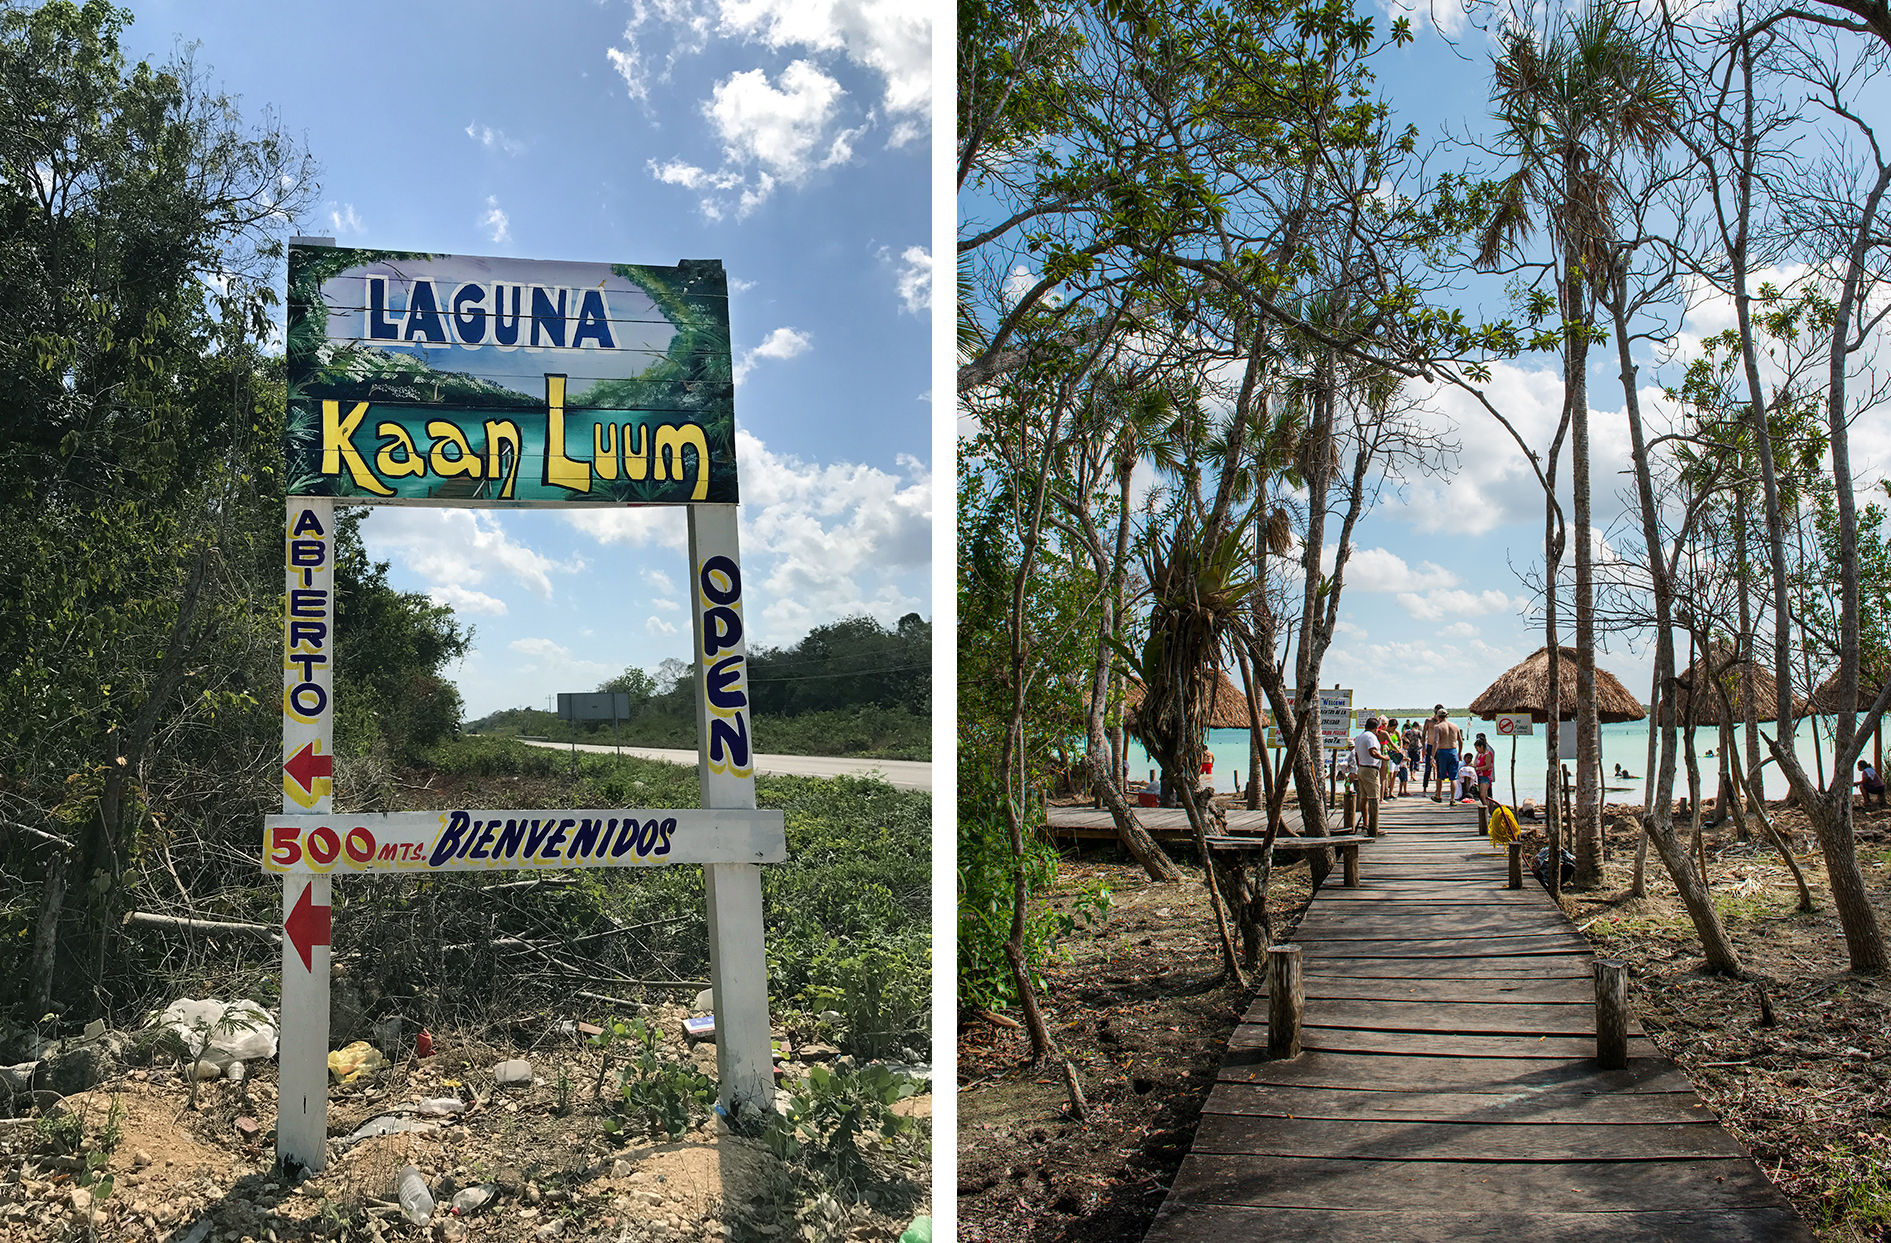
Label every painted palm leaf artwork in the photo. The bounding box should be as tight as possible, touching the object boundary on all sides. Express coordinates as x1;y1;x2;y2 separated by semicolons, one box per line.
285;244;738;505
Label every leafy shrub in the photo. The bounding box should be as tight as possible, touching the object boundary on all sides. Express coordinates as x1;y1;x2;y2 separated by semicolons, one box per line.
594;1017;715;1140
765;1062;922;1185
957;809;1110;1015
801;933;930;1060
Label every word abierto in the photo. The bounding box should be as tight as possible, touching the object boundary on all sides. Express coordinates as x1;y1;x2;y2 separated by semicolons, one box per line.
263;808;786;875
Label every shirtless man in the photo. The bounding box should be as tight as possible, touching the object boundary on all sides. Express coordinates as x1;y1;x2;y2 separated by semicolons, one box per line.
1429;706;1463;803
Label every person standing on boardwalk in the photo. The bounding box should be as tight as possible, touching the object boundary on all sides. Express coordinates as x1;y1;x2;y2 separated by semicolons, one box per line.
1430;707;1463;803
1473;734;1495;806
1353;715;1385;836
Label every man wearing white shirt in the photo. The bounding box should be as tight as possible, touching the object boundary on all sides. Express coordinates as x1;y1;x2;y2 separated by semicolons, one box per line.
1352;715;1385;837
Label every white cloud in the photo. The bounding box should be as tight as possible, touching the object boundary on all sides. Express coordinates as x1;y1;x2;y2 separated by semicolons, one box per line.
328;203;364;235
888;244;931;314
358;509;583;598
719;0;929;134
652;598;682;612
428;585;509;616
561;431;929;647
1325;546;1459;594
465;121;525;155
736;434;929;638
734;326;811;382
729;276;758;293
646;615;679;636
1375;0;1466;37
478;197;511;244
1334;620;1368;639
641;568;678;594
607;0;715;100
507;637;617;686
1441;621;1479;638
1397;588;1516;621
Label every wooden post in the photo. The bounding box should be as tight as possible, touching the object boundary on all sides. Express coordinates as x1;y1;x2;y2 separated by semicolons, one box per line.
1341;843;1359;888
1508;842;1523;889
1477;800;1489;837
688;505;774;1122
1267;945;1303;1059
1595;958;1628;1069
1342;789;1355;830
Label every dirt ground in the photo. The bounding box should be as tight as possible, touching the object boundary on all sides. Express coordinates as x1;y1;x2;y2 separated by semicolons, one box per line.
0;1006;930;1243
1548;801;1891;1243
956;824;1318;1243
959;800;1891;1243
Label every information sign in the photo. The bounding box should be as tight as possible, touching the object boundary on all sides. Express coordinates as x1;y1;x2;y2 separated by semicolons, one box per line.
1494;713;1534;737
558;692;632;722
269;240;771;1176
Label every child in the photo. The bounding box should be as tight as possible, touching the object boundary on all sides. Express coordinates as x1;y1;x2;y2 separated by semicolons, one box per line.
1474;734;1495;806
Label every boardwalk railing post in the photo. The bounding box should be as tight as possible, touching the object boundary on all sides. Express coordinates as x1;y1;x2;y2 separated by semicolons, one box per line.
1595;958;1628;1069
1268;944;1303;1059
1476;801;1488;837
1507;842;1523;889
1342;789;1355;830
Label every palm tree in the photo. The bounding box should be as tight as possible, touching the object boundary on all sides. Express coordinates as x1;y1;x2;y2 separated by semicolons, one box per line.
1477;0;1679;886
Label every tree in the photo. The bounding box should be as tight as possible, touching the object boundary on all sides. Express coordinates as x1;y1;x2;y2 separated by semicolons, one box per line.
1477;0;1682;889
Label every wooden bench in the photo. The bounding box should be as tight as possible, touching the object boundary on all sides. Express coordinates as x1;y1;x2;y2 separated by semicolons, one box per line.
1203;833;1375;887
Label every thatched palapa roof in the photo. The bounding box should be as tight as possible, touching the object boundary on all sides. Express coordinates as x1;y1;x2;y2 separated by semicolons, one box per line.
1666;640;1805;725
1122;670;1254;731
1469;646;1647;724
1809;654;1891;715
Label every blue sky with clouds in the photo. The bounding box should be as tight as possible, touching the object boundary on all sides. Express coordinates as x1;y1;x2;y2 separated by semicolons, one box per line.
120;0;932;718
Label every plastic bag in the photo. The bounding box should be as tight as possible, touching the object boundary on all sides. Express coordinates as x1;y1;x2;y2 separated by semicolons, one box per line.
1531;846;1576;888
155;999;277;1062
328;1041;386;1084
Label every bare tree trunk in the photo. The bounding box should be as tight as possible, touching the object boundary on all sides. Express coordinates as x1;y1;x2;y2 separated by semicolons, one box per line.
29;850;68;1019
1177;780;1245;986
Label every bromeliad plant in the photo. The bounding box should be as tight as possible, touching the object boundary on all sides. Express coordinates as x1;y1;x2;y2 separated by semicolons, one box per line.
1112;507;1262;984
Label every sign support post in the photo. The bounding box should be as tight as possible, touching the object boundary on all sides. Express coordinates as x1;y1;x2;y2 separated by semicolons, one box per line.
279;497;334;1173
687;504;773;1121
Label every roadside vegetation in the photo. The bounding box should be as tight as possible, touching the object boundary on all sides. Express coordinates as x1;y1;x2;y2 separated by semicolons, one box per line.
467;614;931;762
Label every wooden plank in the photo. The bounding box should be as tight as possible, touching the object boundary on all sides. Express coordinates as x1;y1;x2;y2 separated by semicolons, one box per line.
1201;1082;1708;1124
1146;1204;1815;1242
1226;1024;1659;1059
1299;943;1591;959
1239;998;1638;1037
1293;926;1585;945
1218;1051;1693;1093
1303;978;1596;1003
1300;960;1594;979
1187;1113;1744;1161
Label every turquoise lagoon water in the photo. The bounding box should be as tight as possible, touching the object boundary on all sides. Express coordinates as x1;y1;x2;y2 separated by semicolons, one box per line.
1122;715;1886;806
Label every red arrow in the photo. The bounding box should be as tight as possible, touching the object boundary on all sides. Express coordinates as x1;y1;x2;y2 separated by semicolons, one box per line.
284;881;330;972
284;741;333;796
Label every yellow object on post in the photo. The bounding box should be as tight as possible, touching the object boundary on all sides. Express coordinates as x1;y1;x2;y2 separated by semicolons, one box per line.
1487;802;1521;851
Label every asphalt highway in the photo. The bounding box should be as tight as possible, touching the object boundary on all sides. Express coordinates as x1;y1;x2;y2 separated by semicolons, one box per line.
514;739;931;791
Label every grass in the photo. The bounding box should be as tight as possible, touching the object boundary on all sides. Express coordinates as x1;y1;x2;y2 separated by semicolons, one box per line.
1584;889;1805;941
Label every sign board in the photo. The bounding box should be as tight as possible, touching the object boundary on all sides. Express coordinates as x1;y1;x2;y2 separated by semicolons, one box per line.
264;809;785;874
285;245;736;506
1559;720;1578;760
1494;713;1534;737
558;692;632;722
270;241;770;1176
1315;689;1354;750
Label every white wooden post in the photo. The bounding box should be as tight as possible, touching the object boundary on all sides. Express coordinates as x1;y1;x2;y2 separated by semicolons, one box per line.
279;498;334;1172
687;504;774;1121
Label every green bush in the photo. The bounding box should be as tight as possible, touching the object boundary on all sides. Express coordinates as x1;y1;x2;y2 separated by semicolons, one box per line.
765;1062;922;1185
801;933;931;1060
957;809;1109;1014
595;1017;716;1140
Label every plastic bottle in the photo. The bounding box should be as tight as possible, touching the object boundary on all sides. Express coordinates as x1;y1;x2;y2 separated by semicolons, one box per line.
396;1166;434;1227
415;1097;464;1117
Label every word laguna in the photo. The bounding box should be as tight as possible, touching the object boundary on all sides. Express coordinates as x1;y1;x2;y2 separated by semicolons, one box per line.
286;245;737;506
264;808;786;875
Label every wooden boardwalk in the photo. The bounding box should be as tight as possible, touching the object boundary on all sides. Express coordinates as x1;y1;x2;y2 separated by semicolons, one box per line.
1141;797;1814;1242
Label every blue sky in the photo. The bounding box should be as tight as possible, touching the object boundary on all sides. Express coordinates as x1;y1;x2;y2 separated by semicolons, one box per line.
120;0;932;718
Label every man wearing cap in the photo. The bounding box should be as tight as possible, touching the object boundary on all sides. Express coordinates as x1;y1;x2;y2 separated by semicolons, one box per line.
1352;715;1385;836
1430;706;1463;803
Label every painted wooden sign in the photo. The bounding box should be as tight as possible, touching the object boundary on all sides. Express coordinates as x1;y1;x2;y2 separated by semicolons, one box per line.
262;808;785;874
285;244;736;506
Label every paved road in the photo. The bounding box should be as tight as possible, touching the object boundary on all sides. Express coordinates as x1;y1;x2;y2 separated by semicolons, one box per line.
515;739;931;791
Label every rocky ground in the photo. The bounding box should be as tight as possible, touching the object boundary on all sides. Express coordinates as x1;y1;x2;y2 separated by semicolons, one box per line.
0;1003;930;1243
